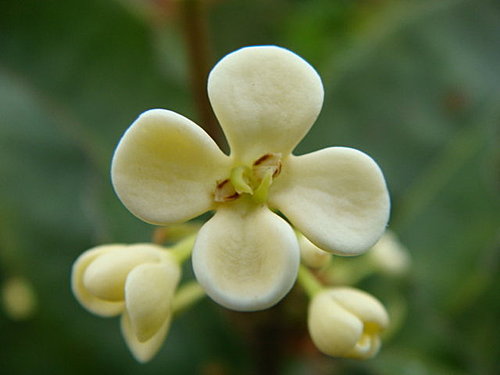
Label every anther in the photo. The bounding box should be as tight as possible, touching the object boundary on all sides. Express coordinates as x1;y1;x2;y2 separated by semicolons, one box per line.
214;179;240;202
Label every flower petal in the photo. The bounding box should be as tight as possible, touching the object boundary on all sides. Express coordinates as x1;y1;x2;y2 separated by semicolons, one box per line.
83;244;164;301
125;258;180;342
192;201;300;311
208;46;324;164
121;311;171;363
308;290;363;357
71;245;125;317
308;287;388;359
111;109;230;225
298;233;331;269
328;287;388;359
328;287;389;331
270;147;390;255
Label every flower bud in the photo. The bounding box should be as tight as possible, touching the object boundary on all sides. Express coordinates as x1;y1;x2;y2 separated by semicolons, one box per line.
368;231;410;276
308;287;389;359
298;233;331;268
1;276;37;320
71;243;181;362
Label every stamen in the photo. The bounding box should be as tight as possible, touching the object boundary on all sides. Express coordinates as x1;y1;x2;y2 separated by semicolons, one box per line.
214;179;240;202
253;152;282;180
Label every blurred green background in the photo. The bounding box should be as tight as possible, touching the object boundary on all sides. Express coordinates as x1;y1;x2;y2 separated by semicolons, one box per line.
0;0;499;374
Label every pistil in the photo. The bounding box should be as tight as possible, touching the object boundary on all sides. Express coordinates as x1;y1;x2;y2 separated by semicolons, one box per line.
214;153;282;204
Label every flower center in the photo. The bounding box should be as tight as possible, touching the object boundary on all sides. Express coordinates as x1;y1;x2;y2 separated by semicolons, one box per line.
214;153;282;204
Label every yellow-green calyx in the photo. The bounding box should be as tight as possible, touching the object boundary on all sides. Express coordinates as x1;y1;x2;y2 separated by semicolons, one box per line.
214;153;282;204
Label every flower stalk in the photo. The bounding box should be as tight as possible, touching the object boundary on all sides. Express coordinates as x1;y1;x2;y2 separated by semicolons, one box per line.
297;265;323;298
169;234;197;264
172;281;205;315
178;0;222;145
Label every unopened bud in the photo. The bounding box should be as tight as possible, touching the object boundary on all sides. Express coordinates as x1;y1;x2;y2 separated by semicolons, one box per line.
308;287;389;359
2;277;37;320
369;231;410;276
298;234;331;268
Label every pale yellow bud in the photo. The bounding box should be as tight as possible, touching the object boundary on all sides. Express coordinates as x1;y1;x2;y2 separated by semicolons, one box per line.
369;231;410;276
71;243;183;362
2;277;37;320
298;234;331;268
308;287;389;359
83;247;162;301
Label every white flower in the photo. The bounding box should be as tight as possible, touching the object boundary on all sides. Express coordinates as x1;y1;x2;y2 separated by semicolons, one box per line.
308;287;389;359
71;243;181;363
111;45;390;311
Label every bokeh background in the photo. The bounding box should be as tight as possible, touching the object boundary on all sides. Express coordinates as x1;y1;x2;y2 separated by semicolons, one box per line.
1;0;499;374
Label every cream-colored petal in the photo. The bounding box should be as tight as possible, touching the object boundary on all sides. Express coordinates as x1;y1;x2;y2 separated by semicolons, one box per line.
308;287;389;359
330;287;388;359
125;259;181;342
192;201;300;311
347;334;381;359
208;46;324;164
298;233;331;269
71;245;125;317
270;147;390;255
328;287;389;330
83;244;164;301
111;109;230;225
308;290;363;357
121;311;171;363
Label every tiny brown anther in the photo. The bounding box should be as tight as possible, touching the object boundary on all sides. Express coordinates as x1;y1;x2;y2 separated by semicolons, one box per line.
253;153;282;180
217;179;229;189
253;153;272;166
272;161;282;178
253;153;281;166
214;179;240;202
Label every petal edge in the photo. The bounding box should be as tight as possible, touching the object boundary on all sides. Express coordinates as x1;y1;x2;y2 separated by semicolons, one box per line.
111;109;230;225
125;260;180;342
71;245;125;317
192;202;300;311
208;46;324;164
270;147;390;255
121;311;171;363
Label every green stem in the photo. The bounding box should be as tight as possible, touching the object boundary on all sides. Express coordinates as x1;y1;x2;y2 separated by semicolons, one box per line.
169;234;197;264
152;222;202;245
346;265;375;285
179;0;223;146
172;281;205;315
297;265;323;298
